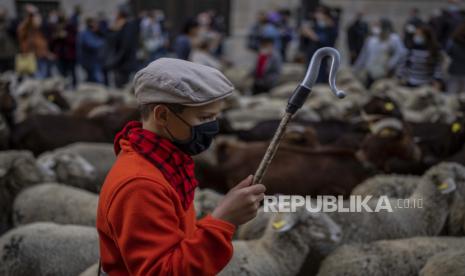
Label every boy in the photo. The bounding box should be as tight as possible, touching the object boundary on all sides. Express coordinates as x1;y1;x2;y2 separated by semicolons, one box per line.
96;58;266;275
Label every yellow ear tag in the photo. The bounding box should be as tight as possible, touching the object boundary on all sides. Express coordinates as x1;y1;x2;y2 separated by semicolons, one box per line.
379;128;393;137
384;102;395;112
47;94;55;101
451;122;462;133
272;219;287;230
438;182;449;191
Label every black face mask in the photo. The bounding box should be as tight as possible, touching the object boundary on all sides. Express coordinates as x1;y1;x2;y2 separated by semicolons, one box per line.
165;109;219;156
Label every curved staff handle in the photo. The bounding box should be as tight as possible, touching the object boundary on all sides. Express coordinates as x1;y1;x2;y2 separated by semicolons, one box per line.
286;47;346;115
253;47;346;185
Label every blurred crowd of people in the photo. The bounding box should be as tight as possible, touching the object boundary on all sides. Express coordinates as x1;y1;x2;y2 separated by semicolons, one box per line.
0;4;227;88
349;4;465;93
247;1;465;94
1;1;465;95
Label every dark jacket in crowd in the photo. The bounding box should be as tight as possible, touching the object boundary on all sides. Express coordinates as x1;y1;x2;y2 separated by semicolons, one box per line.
447;40;465;76
104;19;139;73
174;34;191;60
78;28;104;70
50;23;77;62
347;19;369;64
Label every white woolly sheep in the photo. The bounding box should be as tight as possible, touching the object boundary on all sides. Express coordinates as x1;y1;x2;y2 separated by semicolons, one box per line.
13;79;63;123
351;174;420;198
37;151;98;192
234;162;463;246
277;63;305;85
193;188;223;218
419;249;465;276
326;162;462;244
37;142;114;193
351;163;465;236
48;142;115;192
218;208;342;276
13;183;98;226
235;207;272;240
79;262;99;276
0;150;48;234
0;222;99;276
317;236;465;276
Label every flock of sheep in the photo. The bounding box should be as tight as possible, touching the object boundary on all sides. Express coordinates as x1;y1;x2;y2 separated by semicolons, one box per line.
0;63;464;276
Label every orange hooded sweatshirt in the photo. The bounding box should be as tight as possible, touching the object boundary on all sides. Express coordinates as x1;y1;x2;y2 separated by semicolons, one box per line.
96;138;236;275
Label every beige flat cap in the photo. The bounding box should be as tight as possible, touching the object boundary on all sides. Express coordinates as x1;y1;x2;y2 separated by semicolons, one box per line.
133;58;234;106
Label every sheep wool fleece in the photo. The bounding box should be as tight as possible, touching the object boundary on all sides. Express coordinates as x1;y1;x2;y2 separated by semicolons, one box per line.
97;138;236;275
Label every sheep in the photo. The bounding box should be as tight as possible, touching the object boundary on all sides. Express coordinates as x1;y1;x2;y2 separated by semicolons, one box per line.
351;163;465;236
218;207;342;276
224;95;319;130
79;263;99;276
36;142;114;193
235;207;272;240
277;63;305;85
269;81;300;99
302;85;366;121
0;222;99;276
231;163;464;248
328;162;462;244
193;188;223;218
371;81;458;123
419;249;465;276
12;79;63;123
39;142;115;192
317;236;465;276
223;67;252;94
13;183;98;227
351;174;420;198
37;150;98;192
0;150;48;234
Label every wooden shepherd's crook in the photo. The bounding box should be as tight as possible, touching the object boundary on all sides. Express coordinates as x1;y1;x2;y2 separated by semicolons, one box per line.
252;47;347;185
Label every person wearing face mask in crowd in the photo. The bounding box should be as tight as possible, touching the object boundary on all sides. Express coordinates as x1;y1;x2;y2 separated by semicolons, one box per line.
354;18;406;88
397;25;443;88
97;58;266;276
403;8;424;49
251;36;283;95
300;6;338;83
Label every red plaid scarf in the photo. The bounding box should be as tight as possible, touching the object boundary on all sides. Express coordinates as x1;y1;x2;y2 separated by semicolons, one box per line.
114;121;198;210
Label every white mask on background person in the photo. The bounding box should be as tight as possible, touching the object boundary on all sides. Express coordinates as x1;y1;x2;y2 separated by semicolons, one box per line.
413;35;425;45
48;14;58;24
405;24;416;34
371;26;381;35
317;19;327;28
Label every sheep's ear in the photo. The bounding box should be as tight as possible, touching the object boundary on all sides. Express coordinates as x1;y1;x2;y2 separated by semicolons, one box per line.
437;178;456;194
